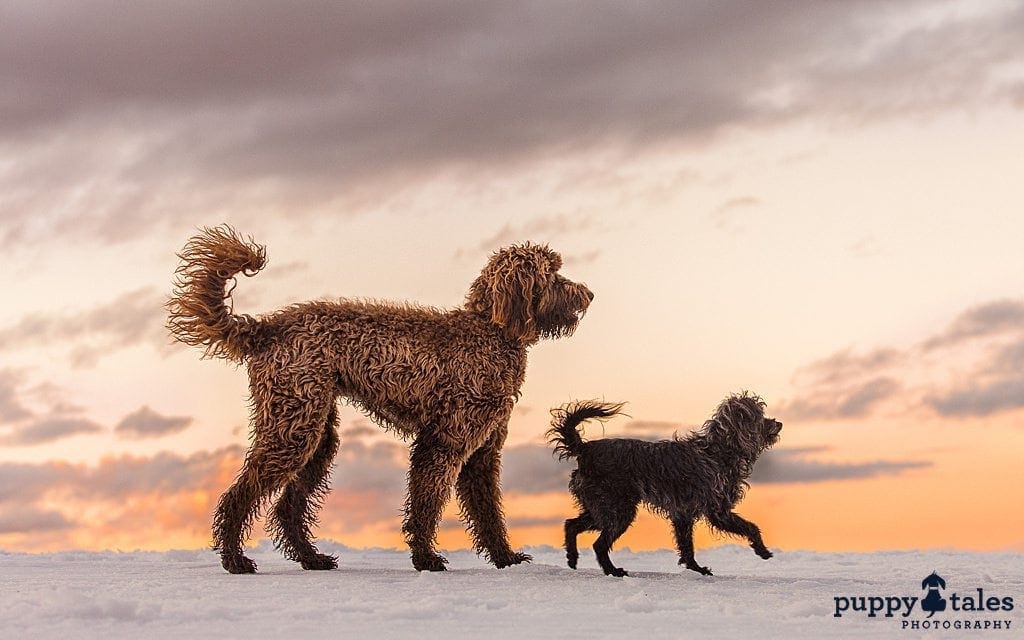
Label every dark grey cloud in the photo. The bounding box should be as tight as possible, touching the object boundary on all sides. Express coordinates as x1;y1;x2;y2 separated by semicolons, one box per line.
455;213;604;261
783;297;1024;421
78;448;241;498
114;406;193;439
331;437;408;495
0;448;240;505
0;287;167;367
0;447;243;534
791;348;904;387
782;296;1024;421
0;369;33;423
3;1;1022;246
781;375;902;421
925;374;1024;418
921;299;1024;351
500;444;573;495
0;506;74;534
750;446;931;484
0;461;74;502
1;416;104;447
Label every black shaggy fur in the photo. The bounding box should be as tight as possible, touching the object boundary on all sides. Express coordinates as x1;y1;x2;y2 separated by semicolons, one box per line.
548;393;782;577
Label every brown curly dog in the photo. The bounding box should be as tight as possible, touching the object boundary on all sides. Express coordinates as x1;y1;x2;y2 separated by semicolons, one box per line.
167;225;593;573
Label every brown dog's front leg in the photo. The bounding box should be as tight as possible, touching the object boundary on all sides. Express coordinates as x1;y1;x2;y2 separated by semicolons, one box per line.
403;437;465;571
455;429;531;568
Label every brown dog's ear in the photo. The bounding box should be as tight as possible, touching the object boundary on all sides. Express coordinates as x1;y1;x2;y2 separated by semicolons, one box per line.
490;257;537;342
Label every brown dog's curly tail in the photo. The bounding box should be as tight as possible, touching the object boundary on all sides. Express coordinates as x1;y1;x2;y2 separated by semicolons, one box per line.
547;401;625;460
166;225;267;363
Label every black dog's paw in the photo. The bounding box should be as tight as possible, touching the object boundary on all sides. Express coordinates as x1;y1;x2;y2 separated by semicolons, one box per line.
566;551;579;569
301;553;339;570
754;546;773;560
680;559;713;576
605;567;628;578
494;551;532;568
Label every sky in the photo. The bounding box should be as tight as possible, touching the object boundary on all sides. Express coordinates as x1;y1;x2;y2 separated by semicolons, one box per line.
1;0;1023;556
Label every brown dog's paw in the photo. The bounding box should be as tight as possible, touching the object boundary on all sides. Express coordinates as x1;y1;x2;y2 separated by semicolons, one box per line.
222;554;258;574
301;553;339;570
412;551;449;572
494;551;532;569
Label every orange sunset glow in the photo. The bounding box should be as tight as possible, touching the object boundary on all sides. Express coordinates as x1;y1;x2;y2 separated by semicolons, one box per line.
2;1;1023;562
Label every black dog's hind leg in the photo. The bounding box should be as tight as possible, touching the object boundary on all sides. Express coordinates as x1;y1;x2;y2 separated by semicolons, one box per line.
672;514;713;575
592;504;637;577
707;510;773;559
564;511;597;569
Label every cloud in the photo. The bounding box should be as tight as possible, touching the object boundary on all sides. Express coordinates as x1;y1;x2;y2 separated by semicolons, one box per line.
921;299;1024;350
3;1;1022;246
331;437;408;495
456;213;604;261
782;298;1024;421
782;376;903;422
0;287;167;367
0;506;74;534
623;419;685;435
0;369;33;423
115;406;193;439
711;196;761;230
500;444;573;495
925;375;1024;418
0;416;104;447
750;447;931;484
0;369;181;446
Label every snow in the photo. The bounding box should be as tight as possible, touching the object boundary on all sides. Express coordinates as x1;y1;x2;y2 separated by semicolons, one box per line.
2;542;1021;639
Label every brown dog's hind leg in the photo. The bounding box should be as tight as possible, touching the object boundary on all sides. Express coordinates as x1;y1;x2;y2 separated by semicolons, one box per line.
213;462;264;574
455;428;530;569
267;406;340;570
403;436;468;571
214;387;333;574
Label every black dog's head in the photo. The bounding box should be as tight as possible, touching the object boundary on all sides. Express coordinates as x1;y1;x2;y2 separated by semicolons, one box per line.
465;243;593;344
703;392;782;459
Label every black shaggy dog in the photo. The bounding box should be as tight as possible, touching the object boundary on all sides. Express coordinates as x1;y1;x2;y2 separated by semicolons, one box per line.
548;393;782;577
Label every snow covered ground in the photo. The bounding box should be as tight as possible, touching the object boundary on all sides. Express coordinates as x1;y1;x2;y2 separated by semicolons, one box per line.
2;542;1020;639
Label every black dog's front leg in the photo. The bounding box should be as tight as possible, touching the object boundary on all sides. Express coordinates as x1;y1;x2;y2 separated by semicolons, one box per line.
671;515;713;575
707;510;773;560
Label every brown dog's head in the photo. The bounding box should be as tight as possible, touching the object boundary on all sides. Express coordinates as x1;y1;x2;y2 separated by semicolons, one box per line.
465;243;593;344
703;392;782;461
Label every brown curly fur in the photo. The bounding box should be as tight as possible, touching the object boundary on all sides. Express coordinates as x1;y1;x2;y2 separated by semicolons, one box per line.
167;225;593;573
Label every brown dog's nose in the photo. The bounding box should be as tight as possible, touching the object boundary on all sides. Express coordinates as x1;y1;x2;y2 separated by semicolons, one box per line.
586;290;595;302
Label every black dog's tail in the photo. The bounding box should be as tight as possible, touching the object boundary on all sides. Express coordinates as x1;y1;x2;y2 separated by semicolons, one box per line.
548;401;626;460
